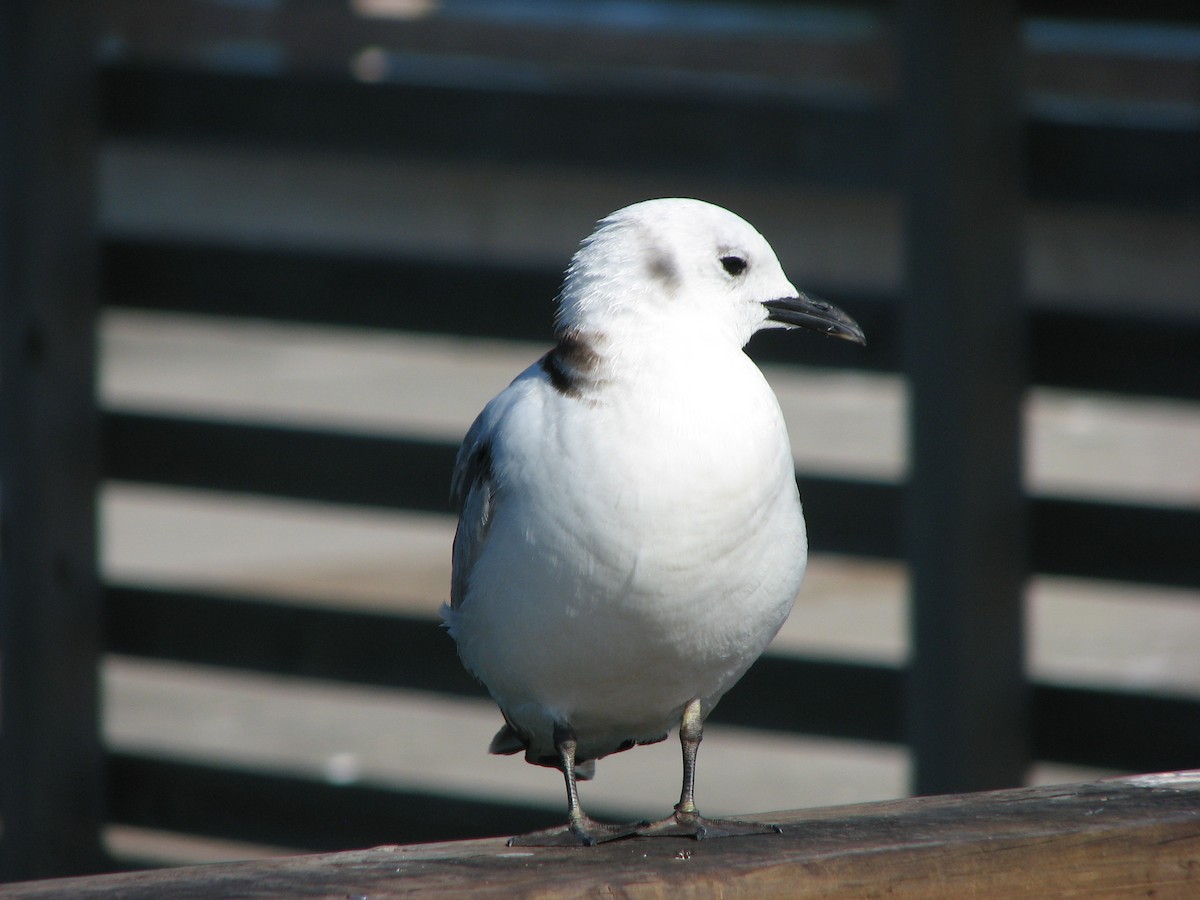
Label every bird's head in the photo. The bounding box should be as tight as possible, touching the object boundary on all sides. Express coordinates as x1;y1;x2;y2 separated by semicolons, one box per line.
555;198;865;351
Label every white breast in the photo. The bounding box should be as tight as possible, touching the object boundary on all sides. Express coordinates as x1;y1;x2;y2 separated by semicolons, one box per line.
451;346;807;762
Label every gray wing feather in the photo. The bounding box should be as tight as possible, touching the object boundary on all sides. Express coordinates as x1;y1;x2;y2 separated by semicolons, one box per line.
449;412;496;610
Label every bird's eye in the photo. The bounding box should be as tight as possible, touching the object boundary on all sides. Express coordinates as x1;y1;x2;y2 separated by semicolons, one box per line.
720;255;747;277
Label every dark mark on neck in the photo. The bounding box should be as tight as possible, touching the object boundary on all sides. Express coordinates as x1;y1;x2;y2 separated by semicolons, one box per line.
540;329;603;398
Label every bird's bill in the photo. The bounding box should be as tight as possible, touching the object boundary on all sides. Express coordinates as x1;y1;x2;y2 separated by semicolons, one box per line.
762;294;866;345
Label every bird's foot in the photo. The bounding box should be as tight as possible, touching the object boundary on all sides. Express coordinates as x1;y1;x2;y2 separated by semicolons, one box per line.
507;816;647;847
636;809;783;840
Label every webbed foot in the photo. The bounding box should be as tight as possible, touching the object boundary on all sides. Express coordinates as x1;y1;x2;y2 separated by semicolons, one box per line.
507;816;647;847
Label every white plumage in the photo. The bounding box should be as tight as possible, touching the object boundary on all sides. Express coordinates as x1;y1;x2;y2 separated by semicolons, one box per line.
442;198;864;844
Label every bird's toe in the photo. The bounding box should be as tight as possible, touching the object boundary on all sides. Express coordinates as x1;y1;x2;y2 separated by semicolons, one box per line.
636;812;782;840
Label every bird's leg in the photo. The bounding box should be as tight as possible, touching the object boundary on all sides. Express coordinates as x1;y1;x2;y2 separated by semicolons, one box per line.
637;698;783;839
506;723;643;847
673;695;704;821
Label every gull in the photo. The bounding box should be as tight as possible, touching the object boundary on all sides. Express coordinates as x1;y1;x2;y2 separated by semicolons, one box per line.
442;198;864;846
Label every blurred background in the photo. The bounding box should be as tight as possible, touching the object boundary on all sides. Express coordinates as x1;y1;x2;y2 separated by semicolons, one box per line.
3;0;1199;881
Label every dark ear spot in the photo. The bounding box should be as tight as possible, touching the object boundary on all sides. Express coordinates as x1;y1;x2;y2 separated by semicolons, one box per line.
647;249;680;287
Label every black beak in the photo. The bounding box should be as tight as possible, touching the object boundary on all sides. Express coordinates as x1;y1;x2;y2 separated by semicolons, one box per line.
763;293;866;345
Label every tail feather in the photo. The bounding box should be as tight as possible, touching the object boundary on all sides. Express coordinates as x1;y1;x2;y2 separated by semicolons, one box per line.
487;722;598;780
488;723;525;756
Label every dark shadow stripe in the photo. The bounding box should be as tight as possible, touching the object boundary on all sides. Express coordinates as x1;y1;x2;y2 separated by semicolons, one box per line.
106;752;566;851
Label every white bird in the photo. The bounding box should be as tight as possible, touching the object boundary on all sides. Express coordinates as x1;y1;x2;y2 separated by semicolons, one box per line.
442;198;864;846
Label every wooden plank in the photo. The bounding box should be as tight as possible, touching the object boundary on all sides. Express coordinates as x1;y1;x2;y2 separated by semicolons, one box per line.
7;771;1200;897
0;0;107;881
103;586;1200;773
899;2;1029;794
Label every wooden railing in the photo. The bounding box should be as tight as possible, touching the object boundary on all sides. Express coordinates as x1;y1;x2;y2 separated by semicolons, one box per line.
6;771;1200;897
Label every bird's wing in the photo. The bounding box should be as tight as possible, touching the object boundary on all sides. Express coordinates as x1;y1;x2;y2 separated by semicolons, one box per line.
449;361;550;611
449;409;497;611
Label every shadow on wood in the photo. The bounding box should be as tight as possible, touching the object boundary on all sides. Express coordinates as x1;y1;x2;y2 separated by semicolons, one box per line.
6;771;1199;897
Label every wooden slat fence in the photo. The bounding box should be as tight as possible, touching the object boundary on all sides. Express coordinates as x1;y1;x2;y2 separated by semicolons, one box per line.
2;0;1198;882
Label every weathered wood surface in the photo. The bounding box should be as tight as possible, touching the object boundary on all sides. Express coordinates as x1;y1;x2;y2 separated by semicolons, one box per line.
7;772;1199;898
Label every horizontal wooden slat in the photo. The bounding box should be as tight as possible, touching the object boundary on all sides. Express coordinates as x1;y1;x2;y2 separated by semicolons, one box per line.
104;585;1200;773
101;413;1200;587
100;240;1200;400
98;65;1199;210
